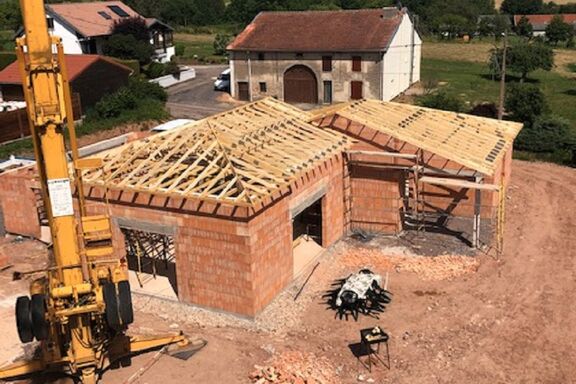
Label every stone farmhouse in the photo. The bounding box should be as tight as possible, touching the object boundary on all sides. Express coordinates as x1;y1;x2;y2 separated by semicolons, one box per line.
227;7;422;104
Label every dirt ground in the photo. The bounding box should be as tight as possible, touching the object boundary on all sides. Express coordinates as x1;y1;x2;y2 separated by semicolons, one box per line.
0;160;575;384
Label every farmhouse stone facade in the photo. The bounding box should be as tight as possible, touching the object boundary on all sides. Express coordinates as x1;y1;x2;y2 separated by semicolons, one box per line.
228;7;422;104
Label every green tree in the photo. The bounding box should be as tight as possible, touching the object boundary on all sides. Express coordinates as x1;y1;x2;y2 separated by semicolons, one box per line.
437;14;471;39
477;17;495;38
500;0;542;14
103;34;154;65
213;33;232;56
192;0;225;25
0;0;21;31
111;16;150;42
505;83;547;123
418;91;464;112
515;115;576;163
490;42;553;82
515;15;533;38
160;0;198;26
103;17;154;65
545;15;574;45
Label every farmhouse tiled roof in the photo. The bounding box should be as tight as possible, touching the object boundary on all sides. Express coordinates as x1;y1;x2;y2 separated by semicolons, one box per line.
513;14;576;30
0;55;132;85
47;1;141;37
228;8;406;52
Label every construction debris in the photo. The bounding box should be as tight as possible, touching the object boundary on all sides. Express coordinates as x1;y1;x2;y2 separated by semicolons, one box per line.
341;247;480;281
249;351;338;384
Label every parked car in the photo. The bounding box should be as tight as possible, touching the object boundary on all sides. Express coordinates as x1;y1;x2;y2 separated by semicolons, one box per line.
214;68;230;92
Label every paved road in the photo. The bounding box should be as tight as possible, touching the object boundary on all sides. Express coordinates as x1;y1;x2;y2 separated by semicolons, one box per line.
166;65;234;120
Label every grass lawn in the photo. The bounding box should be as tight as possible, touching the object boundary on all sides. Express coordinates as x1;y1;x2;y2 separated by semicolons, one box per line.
172;24;241;64
422;40;576;79
174;32;229;64
421;58;576;132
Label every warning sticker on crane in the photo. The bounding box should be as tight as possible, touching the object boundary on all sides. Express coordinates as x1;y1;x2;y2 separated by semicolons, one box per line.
47;178;74;217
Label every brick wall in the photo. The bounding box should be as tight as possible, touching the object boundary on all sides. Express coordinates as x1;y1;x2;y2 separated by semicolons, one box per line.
317;116;512;233
0;166;40;238
247;154;345;314
85;154;346;317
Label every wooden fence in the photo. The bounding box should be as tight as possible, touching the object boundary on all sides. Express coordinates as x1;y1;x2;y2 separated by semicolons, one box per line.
0;93;82;144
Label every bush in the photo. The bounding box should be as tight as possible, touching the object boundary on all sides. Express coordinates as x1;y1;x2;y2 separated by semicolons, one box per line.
470;103;498;118
93;88;137;119
165;60;180;76
127;79;167;102
175;42;185;57
103;34;154;65
505;84;547;123
515;115;576;156
145;61;166;79
418;91;464;112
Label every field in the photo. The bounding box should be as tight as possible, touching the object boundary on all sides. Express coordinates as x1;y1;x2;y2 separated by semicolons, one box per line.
173;24;238;64
494;0;576;5
422;40;576;78
420;41;576;132
174;33;226;63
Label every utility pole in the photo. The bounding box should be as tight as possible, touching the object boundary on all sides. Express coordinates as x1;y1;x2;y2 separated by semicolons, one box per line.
497;32;508;120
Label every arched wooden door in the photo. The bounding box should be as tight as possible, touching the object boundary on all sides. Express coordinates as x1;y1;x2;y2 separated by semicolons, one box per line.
284;65;318;104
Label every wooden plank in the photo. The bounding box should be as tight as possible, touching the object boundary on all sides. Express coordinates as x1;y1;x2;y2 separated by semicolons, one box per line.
419;176;499;191
347;150;418;159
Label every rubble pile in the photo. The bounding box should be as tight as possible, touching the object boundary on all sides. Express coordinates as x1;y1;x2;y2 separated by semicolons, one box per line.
249;351;338;384
342;247;480;281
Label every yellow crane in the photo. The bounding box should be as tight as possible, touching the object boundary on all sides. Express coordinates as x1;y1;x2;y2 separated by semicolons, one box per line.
0;0;193;383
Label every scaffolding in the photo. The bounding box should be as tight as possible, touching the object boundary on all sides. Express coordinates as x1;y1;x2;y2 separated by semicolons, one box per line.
346;149;501;249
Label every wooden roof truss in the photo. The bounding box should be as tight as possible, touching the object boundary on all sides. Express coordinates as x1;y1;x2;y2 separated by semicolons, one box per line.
312;100;523;176
83;98;349;207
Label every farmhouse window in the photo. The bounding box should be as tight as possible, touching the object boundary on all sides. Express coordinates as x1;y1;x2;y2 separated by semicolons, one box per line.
351;81;363;100
322;56;332;72
352;56;362;72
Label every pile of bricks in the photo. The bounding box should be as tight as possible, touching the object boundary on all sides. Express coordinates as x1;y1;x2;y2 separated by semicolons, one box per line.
249;351;338;384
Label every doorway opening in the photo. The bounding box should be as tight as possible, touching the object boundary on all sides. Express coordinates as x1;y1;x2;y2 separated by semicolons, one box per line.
121;228;178;300
292;198;324;277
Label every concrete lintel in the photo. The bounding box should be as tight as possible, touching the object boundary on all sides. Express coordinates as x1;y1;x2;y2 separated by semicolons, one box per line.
290;184;327;219
115;217;176;236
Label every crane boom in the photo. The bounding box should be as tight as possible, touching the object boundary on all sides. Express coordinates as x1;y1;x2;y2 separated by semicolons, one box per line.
0;1;191;383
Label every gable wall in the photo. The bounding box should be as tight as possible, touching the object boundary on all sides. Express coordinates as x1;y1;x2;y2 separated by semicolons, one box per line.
50;16;84;54
382;13;422;101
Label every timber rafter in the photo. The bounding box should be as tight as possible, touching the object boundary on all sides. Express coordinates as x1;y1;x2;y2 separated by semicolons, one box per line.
82;98;349;207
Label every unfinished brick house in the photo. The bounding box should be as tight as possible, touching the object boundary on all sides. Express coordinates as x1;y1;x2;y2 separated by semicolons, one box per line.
77;98;350;316
0;98;521;317
312;100;522;248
